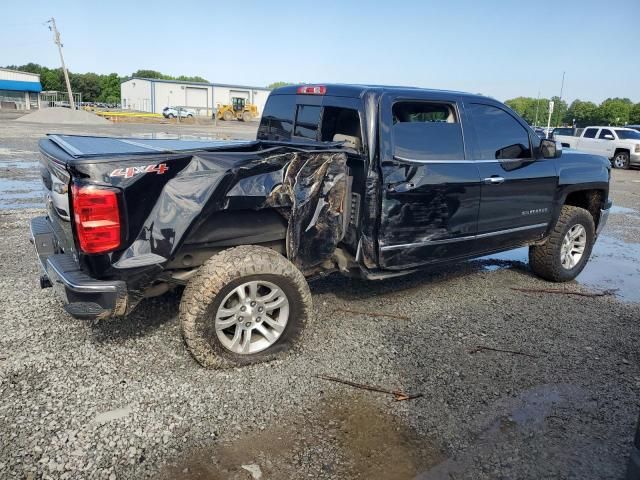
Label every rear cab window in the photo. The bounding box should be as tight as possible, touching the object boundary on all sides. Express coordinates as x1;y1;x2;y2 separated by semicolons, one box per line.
258;94;363;151
257;95;296;140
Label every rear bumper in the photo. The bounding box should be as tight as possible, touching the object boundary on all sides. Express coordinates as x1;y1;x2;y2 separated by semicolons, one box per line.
596;200;612;237
30;216;128;320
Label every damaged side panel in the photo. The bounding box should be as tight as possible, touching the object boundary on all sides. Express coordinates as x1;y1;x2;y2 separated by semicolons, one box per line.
75;148;348;284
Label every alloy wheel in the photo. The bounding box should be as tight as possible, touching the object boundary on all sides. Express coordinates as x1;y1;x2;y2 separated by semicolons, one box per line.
214;280;289;354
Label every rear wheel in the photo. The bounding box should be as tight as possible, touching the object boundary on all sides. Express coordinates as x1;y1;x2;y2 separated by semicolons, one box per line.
529;205;595;282
613;151;630;169
180;245;312;368
242;112;252;122
223;110;233;121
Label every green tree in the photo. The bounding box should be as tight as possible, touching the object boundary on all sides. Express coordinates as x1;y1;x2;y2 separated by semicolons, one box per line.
596;97;633;125
40;69;63;91
99;73;121;103
175;75;209;83
504;96;551;126
550;96;568;127
629;103;640;124
131;69;164;79
564;100;598;127
71;72;101;101
267;81;294;89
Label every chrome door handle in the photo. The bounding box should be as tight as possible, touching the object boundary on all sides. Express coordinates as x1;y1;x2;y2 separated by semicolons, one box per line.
483;176;505;185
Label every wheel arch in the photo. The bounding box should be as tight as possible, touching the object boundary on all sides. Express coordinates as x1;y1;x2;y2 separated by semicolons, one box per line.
561;187;606;231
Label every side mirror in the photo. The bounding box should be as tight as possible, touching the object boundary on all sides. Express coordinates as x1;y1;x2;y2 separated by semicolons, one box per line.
603;134;614;140
540;138;562;159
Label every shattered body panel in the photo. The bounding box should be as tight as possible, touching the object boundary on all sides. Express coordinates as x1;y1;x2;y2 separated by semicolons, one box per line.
41;138;348;307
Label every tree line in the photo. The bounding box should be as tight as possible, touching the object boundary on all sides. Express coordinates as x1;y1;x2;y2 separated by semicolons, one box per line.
2;64;211;104
505;96;640;128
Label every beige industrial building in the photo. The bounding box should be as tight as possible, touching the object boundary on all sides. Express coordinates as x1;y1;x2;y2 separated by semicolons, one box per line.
120;77;271;117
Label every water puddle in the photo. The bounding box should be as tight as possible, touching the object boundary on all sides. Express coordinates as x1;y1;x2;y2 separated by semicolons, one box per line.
158;397;443;480
0;147;37;157
0;178;43;209
417;384;591;479
0;160;40;170
478;234;640;302
610;205;640;218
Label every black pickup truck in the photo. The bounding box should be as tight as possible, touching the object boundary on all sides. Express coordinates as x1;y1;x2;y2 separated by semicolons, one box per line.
31;84;612;368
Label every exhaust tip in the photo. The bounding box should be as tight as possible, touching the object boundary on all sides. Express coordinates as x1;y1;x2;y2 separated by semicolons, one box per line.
40;275;52;289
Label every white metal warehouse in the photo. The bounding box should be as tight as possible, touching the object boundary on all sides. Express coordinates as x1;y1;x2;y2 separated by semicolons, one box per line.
0;68;42;110
120;77;271;117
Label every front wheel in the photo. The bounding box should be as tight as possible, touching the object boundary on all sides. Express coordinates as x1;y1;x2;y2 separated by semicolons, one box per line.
613;151;630;169
529;206;595;282
180;245;312;368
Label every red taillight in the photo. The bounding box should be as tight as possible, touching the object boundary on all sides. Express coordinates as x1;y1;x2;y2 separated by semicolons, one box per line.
296;85;326;95
71;185;121;254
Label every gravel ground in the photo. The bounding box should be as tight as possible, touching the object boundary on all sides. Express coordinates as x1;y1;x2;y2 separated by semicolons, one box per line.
1;116;639;479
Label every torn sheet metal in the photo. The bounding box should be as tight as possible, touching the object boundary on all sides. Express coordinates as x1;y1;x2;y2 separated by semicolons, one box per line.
111;147;348;273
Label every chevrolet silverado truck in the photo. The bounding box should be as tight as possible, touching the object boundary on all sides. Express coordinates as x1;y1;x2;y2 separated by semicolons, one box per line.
554;126;640;169
31;84;612;368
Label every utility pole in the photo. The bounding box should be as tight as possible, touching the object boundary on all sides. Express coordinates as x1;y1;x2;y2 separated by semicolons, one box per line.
47;18;75;110
534;90;540;128
555;71;565;127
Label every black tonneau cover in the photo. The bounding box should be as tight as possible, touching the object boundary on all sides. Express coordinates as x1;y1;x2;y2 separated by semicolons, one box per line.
41;134;343;163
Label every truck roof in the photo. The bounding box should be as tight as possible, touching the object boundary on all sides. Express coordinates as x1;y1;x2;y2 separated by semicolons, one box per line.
271;83;483;100
584;126;636;130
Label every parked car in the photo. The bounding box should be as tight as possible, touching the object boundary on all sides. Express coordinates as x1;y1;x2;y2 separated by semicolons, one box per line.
31;84;611;367
627;125;640;133
551;127;576;140
534;128;547;138
162;107;195;119
554;126;640;169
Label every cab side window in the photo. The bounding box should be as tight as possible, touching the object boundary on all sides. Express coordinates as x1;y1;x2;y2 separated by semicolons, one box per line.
598;129;613;139
391;102;465;161
467;103;532;160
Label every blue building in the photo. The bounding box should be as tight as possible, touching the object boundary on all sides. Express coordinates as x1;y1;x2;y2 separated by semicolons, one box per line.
0;68;42;110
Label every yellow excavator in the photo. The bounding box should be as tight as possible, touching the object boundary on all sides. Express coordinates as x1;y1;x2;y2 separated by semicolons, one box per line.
216;97;258;122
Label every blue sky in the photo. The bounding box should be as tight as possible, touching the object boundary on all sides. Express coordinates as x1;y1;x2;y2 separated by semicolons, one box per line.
2;0;639;103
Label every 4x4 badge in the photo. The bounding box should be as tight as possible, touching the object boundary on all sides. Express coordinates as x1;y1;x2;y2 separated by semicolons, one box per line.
110;163;169;179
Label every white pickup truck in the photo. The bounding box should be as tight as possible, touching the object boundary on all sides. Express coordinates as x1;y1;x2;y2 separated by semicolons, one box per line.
554;126;640;169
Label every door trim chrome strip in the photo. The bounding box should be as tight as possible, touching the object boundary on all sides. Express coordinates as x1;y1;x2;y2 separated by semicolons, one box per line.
392;155;528;164
380;222;548;251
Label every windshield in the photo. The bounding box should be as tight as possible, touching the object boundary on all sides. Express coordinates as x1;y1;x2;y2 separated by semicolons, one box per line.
615;129;640;140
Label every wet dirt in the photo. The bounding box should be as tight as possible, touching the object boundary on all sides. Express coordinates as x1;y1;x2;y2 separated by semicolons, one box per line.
158;396;444;480
478;233;640;303
416;384;595;479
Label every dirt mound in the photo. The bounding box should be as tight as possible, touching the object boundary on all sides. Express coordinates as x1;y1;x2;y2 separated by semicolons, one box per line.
16;107;110;125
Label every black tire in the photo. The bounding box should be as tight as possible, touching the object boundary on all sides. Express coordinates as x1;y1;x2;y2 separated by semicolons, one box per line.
612;151;630;169
242;112;252;122
222;111;233;121
529;205;595;282
180;245;312;368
